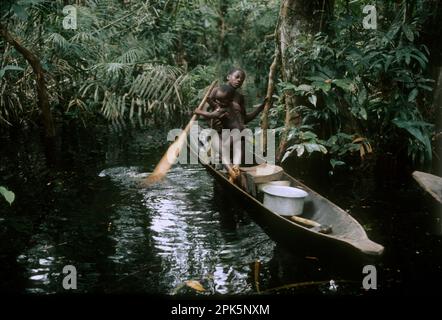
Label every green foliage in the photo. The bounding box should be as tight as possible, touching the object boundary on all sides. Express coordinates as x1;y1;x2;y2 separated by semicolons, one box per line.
1;0;438;174
0;186;15;205
281;126;328;162
273;1;436;167
0;0;218;126
225;0;278;91
1;0;278;127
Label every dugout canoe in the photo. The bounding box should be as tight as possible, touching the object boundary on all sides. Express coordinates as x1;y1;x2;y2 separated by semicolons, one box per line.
412;171;442;205
202;161;384;257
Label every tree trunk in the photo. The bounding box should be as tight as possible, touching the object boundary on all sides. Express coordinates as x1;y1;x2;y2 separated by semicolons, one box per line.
261;46;280;153
276;0;334;162
421;1;442;174
0;24;55;138
430;66;442;175
217;0;229;74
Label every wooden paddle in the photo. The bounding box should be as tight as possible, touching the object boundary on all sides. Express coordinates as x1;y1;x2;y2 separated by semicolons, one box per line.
288;215;332;234
142;80;218;186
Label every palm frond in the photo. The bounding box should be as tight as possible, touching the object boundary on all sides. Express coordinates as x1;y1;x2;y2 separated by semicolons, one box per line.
46;32;71;51
116;48;144;64
70;31;97;44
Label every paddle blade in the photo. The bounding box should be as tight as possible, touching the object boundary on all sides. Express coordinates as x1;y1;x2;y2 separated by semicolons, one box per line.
141;80;218;187
142;171;168;187
141;129;188;187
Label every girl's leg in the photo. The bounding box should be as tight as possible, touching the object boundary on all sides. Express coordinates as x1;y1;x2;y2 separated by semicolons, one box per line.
232;135;242;166
221;136;231;166
210;131;221;165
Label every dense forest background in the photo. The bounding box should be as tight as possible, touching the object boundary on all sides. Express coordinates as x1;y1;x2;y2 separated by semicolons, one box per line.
1;0;441;203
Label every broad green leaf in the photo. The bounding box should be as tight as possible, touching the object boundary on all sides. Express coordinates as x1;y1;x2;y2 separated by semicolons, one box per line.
296;145;305;157
303;143;327;154
295;84;312;92
408;88;418;102
330;159;345;168
306;76;328;82
319;145;328;154
0;186;15;205
384;56;393;72
418;84;433;91
333;79;353;92
402;25;414;42
281;147;294;162
304;143;321;153
411;49;428;64
405;52;411;65
280;83;297;91
385;24;401;41
314;81;331;92
308;95;317;107
301;131;317;140
392;119;432;161
287;129;297;141
410;54;426;69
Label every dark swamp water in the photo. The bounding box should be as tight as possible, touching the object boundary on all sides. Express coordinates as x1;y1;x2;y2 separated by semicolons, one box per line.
0;123;441;296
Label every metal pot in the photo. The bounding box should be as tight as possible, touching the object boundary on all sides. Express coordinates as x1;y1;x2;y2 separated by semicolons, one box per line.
262;186;308;216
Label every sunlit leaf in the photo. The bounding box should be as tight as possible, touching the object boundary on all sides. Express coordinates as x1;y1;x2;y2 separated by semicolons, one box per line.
308;95;317;107
184;280;205;292
318;145;328;154
360;145;366;158
330;159;345;168
281;150;291;163
0;186;15;205
296;145;305;157
304;143;322;153
359;108;367;120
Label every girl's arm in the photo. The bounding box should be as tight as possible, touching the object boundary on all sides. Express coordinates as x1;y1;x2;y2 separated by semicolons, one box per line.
206;88;220;111
245;98;267;123
194;107;227;119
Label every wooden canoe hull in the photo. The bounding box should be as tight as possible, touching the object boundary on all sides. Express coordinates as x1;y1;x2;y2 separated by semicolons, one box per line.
412;171;442;235
203;162;384;258
412;171;442;205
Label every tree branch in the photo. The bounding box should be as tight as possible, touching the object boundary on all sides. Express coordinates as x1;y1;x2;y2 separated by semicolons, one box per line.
0;23;55;137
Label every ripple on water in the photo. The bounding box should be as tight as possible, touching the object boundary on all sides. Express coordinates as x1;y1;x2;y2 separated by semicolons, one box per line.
99;164;275;294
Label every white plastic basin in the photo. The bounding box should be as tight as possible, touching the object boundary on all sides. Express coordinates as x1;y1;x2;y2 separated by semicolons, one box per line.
257;180;291;192
262;185;308;216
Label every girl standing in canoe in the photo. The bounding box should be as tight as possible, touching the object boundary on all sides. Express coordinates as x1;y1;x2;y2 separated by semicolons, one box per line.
194;68;267;180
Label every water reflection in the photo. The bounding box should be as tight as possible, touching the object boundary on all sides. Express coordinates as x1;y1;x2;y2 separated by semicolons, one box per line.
2;127;441;294
99;164;367;295
136;165;275;294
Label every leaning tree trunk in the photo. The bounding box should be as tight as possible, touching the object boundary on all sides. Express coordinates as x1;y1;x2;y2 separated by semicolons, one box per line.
433;67;442;164
421;0;442;174
276;0;334;162
0;24;55;138
260;46;280;154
